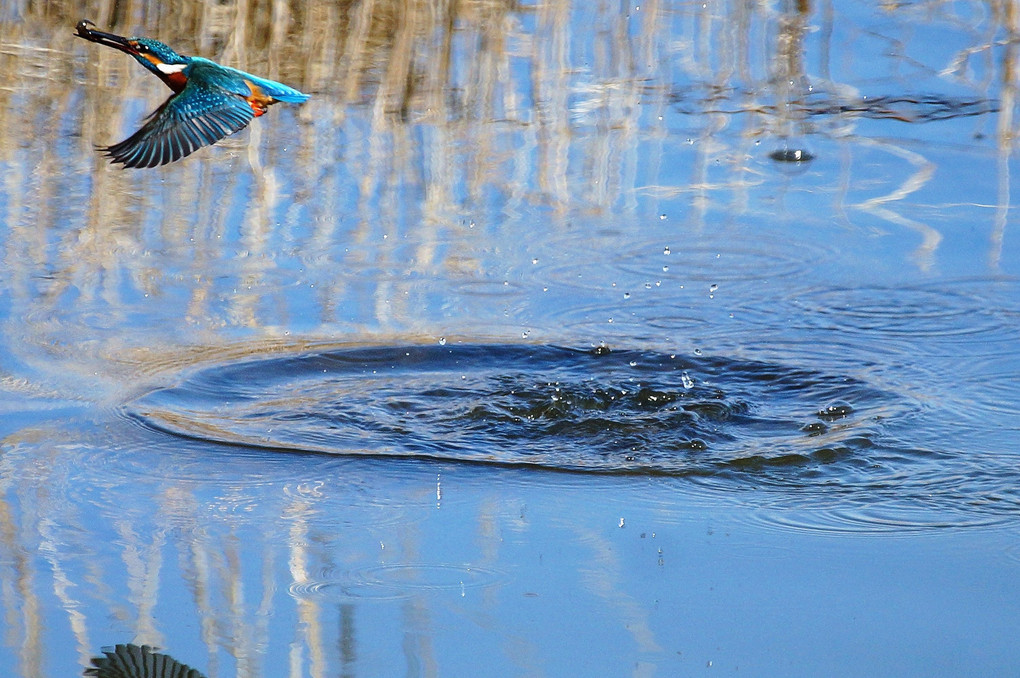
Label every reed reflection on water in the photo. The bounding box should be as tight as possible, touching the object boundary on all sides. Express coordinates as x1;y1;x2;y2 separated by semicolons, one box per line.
1;0;1014;380
1;1;1020;676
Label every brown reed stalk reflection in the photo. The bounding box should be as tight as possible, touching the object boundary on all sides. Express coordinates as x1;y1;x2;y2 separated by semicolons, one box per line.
0;0;1009;348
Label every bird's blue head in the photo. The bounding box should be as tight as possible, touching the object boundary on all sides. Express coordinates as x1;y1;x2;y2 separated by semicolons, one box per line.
76;21;190;83
126;37;189;75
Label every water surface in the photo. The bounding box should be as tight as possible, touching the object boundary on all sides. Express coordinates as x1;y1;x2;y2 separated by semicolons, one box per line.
1;0;1019;676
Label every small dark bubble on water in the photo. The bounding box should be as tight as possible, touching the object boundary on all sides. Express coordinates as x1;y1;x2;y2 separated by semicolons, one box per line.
801;421;828;435
817;400;854;421
769;148;814;163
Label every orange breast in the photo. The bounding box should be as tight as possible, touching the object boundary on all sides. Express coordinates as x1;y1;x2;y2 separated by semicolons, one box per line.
165;71;188;92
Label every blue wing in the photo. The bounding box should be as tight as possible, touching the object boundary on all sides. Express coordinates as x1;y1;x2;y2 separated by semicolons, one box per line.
104;80;255;168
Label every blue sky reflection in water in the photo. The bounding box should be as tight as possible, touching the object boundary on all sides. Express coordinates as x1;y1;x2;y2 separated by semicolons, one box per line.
1;0;1020;676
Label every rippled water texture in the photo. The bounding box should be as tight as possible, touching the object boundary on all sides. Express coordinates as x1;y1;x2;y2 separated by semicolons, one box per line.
127;339;1020;534
2;0;1020;676
131;344;901;473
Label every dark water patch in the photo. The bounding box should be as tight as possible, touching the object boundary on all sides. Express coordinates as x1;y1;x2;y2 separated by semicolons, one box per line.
798;93;998;123
670;88;997;124
126;344;906;480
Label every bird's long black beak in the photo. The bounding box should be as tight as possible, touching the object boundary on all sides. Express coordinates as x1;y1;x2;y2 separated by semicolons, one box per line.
75;20;138;55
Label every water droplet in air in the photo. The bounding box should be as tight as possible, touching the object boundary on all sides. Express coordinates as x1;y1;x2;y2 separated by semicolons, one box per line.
439;337;447;346
662;265;669;272
681;371;694;389
623;292;631;299
663;246;671;255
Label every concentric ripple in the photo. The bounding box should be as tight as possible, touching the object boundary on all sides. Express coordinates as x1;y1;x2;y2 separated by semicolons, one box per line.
593;236;833;286
289;563;504;600
791;285;1016;348
126;344;907;479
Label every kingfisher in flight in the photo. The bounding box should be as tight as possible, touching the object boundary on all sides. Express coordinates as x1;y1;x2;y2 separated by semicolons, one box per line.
75;20;308;168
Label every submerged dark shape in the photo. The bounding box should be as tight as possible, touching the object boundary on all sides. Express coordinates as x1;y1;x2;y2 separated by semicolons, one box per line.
74;19;308;168
85;644;205;678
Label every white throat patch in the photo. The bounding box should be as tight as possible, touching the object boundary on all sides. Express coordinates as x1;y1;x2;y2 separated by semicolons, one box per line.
156;63;187;75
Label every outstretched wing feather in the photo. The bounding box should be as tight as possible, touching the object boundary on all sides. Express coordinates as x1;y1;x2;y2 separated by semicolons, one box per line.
104;82;255;168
